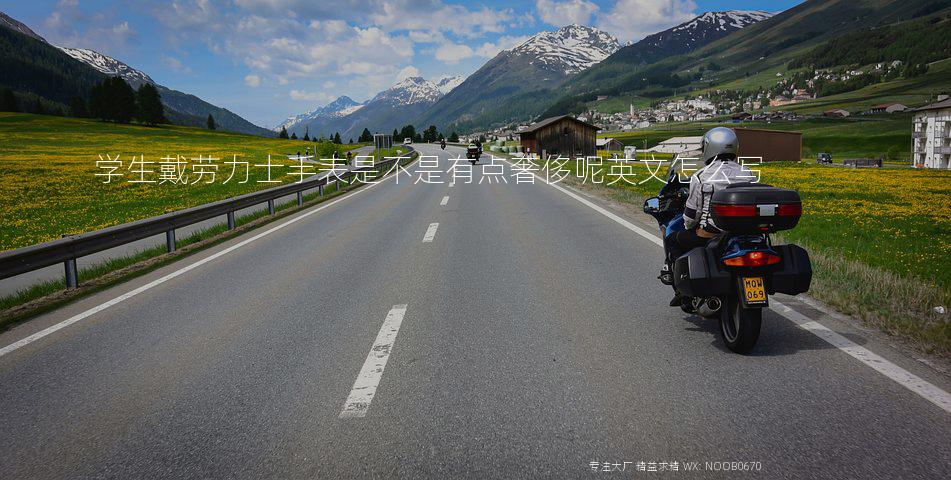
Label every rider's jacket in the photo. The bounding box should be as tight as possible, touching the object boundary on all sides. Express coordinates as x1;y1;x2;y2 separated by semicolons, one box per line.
683;158;752;233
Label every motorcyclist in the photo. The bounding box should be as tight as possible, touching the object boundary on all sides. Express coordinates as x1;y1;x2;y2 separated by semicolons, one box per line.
663;127;751;306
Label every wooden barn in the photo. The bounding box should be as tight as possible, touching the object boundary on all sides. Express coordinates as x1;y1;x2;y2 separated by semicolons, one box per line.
732;128;802;163
519;115;600;158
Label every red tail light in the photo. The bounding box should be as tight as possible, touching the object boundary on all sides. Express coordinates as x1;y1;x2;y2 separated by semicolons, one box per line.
713;204;757;217
777;203;802;216
723;251;782;267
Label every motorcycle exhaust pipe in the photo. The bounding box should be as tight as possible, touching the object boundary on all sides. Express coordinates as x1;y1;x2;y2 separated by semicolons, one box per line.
697;297;722;318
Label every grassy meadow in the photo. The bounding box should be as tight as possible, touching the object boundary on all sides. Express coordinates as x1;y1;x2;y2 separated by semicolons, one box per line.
0;113;371;251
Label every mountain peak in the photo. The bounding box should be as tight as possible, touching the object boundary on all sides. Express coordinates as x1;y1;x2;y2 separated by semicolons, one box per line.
673;10;773;33
510;25;619;75
274;95;364;132
0;11;46;42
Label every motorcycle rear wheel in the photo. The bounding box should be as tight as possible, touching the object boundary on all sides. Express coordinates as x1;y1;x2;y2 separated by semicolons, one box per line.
720;296;762;354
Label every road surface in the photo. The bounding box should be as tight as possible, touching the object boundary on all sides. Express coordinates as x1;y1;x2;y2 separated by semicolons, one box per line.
1;144;949;479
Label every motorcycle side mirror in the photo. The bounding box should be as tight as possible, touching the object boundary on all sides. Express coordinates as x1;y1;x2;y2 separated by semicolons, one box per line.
643;196;660;214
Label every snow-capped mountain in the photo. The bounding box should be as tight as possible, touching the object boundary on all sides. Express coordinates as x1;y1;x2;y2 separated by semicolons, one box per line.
661;10;773;51
371;75;463;107
414;25;617;132
510;25;619;75
56;46;155;85
435;75;464;95
284;75;463;139
275;95;364;132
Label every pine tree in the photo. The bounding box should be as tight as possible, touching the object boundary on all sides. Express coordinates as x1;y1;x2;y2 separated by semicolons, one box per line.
291;132;298;140
359;128;372;143
69;96;88;118
279;126;289;139
0;88;19;112
448;131;459;142
349;138;353;144
206;114;216;130
89;77;135;123
333;132;342;144
392;128;399;139
303;133;310;141
136;84;166;126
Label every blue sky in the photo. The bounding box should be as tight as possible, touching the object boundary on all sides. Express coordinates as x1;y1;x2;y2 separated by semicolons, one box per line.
2;1;802;127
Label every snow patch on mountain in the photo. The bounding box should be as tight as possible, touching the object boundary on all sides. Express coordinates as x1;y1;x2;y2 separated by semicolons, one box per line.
274;95;364;132
435;75;464;94
56;46;154;84
510;25;619;75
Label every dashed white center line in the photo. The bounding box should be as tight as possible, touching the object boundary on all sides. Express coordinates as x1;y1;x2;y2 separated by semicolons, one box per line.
340;304;408;418
440;196;449;206
422;222;439;243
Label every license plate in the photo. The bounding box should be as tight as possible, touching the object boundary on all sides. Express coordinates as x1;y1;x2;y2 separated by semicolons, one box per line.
741;276;768;306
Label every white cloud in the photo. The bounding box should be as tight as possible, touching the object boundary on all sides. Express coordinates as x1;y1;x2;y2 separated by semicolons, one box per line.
41;6;138;55
290;89;333;102
474;35;531;58
434;42;475;65
245;74;262;87
596;0;698;43
395;65;421;82
535;0;599;27
161;55;192;74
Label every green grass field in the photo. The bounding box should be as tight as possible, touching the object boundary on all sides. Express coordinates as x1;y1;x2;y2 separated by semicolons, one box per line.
0;113;368;251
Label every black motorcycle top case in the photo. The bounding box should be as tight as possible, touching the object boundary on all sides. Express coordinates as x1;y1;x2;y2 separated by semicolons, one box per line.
710;184;802;234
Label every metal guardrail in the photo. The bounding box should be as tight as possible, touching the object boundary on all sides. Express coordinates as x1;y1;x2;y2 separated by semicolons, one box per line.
0;151;414;289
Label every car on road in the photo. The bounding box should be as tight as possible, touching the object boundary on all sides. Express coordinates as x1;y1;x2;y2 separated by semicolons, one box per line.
817;152;833;164
403;138;412;145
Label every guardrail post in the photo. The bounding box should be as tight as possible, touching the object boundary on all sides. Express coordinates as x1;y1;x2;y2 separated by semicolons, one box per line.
318;184;324;196
268;199;275;215
166;229;176;253
227;211;235;230
64;258;78;289
297;191;303;206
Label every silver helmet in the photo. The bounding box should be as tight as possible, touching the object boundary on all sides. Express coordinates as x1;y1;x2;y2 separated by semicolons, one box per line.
700;127;738;164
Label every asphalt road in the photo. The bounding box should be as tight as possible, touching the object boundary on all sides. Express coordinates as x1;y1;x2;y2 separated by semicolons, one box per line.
0;144;949;479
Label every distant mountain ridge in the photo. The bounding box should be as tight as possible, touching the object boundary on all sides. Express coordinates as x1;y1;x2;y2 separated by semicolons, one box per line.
284;75;464;139
562;10;773;97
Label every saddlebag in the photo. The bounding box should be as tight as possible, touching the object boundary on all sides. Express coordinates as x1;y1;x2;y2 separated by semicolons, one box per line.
673;246;732;297
710;184;802;234
768;244;812;295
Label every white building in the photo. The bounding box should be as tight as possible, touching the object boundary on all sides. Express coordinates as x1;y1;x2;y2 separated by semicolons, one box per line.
912;97;951;169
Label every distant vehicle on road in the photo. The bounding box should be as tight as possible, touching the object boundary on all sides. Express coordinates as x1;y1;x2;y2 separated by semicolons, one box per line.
440;139;446;150
466;143;481;164
817;152;832;164
403;138;412;145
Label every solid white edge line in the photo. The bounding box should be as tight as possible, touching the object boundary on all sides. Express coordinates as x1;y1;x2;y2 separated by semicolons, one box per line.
500;157;951;415
440;196;449;206
422;222;439;243
0;166;406;359
340;304;408;418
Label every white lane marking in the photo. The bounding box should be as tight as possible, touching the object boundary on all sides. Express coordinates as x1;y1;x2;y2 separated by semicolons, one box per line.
440;196;449;206
422;222;439;243
340;304;408;418
0;168;405;359
504;157;951;415
770;300;951;414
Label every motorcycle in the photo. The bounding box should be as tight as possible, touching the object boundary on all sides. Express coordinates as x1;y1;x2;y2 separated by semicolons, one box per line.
643;167;812;353
440;140;446;150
